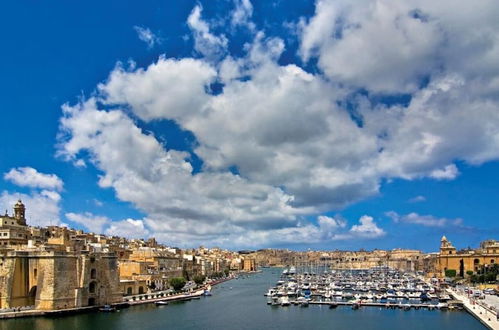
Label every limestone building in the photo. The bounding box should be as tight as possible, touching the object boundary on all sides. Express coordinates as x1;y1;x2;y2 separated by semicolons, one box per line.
0;250;122;310
0;200;30;247
437;236;498;277
241;258;257;271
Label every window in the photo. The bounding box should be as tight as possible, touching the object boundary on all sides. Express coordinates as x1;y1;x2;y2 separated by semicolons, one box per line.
89;281;96;294
491;259;495;264
90;268;96;279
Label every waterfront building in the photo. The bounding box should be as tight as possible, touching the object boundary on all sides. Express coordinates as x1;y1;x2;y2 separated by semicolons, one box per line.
0;200;30;247
119;249;183;295
0;250;121;309
242;258;257;271
437;236;498;277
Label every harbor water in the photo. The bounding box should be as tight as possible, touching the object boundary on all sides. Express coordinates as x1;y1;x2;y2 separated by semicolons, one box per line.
0;268;486;330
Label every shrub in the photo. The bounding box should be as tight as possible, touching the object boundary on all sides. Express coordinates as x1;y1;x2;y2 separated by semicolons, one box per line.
445;269;457;278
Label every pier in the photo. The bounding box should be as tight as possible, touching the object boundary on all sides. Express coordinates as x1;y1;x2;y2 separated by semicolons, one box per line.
308;301;447;309
447;288;499;330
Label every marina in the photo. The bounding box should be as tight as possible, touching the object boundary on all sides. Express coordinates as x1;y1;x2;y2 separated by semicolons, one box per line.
0;268;486;330
265;267;455;310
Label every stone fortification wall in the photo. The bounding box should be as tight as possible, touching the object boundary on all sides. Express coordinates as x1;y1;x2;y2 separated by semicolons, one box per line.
0;251;121;310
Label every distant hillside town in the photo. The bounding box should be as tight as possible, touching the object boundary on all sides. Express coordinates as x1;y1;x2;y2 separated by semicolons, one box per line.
0;201;497;312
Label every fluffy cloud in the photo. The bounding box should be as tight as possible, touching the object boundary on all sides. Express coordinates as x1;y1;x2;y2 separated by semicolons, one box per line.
4;167;63;191
2;167;63;227
65;212;110;234
386;211;463;228
348;215;386;238
56;0;499;247
299;0;499;94
57;98;310;246
133;26;161;48
187;4;228;60
106;218;149;239
98;58;216;122
231;0;255;30
299;0;441;93
180;214;384;248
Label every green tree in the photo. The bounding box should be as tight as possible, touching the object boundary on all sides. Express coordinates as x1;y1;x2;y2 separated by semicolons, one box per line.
169;277;187;291
466;270;474;276
485;273;496;282
193;275;206;285
445;269;457;278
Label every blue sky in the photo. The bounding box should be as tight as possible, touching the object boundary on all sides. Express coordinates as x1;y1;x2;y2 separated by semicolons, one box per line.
1;0;498;251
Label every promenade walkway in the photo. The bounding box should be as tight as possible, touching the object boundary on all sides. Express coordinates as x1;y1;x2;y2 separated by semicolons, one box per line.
447;288;499;330
0;276;236;319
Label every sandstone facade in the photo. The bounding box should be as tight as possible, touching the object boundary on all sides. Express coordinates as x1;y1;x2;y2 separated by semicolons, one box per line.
0;251;121;310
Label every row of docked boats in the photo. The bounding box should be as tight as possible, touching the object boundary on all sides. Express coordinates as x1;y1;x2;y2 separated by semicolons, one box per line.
266;267;451;308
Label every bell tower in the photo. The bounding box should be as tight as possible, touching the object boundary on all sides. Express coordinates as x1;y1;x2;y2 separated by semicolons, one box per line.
13;200;26;226
440;235;456;255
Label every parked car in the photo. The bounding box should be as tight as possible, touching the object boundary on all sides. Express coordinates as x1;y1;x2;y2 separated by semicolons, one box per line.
484;288;497;295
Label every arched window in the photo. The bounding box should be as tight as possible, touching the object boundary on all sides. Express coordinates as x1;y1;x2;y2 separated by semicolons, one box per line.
89;281;96;294
138;286;144;294
127;287;133;295
491;259;495;264
90;268;96;279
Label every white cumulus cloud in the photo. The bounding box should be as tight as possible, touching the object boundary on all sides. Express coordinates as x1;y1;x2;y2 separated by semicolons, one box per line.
4;167;63;191
54;0;499;247
187;4;228;60
66;212;111;234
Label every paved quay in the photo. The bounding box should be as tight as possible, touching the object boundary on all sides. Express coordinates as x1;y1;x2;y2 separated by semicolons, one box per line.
0;276;236;320
448;288;499;330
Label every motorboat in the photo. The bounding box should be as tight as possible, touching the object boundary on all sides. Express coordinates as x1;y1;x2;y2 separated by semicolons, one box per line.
280;296;291;306
99;304;117;312
436;302;449;310
155;301;169;306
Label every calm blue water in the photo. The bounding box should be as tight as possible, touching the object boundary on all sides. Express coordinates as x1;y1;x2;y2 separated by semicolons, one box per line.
0;268;486;330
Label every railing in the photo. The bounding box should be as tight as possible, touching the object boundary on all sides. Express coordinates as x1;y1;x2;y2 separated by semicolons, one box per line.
124;289;174;302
